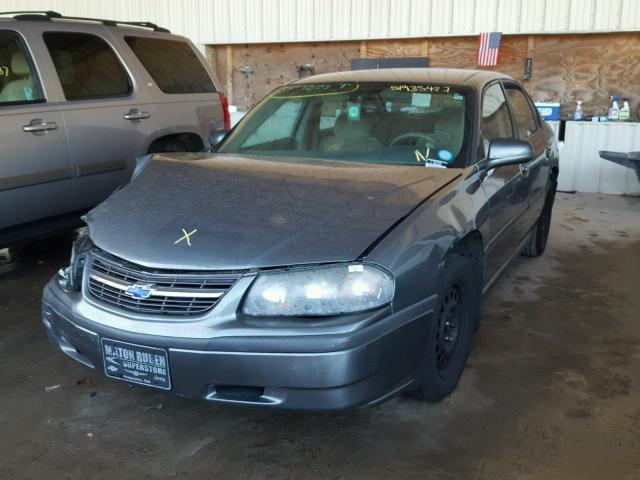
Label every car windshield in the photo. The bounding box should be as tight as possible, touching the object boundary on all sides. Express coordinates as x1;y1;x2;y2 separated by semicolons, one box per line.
218;81;471;168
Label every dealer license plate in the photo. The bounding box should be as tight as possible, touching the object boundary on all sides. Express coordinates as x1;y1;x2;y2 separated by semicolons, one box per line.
101;338;171;390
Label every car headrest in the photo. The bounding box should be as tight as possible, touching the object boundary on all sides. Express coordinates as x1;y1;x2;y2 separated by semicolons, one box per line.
334;114;372;138
434;107;464;133
11;51;30;77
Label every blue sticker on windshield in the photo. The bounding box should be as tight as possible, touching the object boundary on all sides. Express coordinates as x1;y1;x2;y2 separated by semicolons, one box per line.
453;93;464;101
437;149;454;162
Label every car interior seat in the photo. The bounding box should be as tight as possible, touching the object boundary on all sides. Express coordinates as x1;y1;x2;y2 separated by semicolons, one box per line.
0;51;34;102
431;105;465;155
320;114;382;152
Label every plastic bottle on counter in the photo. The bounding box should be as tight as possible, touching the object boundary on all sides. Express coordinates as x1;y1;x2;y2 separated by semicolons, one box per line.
608;96;620;121
573;99;583;120
619;98;630;121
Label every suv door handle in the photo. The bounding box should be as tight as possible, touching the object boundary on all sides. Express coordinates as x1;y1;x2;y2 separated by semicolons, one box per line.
123;109;150;121
23;119;58;133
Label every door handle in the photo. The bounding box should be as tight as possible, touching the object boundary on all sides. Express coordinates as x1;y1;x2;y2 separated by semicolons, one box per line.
123;109;150;121
23;119;58;133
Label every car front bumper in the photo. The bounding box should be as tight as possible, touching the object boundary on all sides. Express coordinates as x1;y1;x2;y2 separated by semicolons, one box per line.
42;279;435;411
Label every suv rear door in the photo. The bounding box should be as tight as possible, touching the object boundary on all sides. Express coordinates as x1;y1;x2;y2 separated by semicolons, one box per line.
29;22;159;211
116;32;224;145
0;27;71;229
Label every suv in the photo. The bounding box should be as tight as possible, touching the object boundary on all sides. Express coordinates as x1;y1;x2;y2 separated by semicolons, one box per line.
0;11;230;245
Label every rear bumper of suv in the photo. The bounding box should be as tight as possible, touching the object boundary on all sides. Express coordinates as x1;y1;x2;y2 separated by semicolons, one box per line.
42;279;435;411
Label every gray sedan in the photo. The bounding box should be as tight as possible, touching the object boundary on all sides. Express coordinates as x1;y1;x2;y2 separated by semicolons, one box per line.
42;68;559;410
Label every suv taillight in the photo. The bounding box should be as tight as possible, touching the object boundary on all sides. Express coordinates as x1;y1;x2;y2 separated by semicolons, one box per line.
219;92;231;130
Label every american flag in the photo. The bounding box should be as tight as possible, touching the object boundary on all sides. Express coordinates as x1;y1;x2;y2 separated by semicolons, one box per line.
478;32;502;66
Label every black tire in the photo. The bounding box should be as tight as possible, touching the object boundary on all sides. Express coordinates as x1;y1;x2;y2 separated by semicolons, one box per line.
161;137;192;153
521;181;556;257
410;253;480;402
148;135;193;154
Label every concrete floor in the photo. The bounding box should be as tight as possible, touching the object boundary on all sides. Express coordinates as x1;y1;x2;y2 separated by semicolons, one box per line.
0;193;639;480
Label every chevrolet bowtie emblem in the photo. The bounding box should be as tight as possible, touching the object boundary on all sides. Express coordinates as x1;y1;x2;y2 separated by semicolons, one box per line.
174;228;198;247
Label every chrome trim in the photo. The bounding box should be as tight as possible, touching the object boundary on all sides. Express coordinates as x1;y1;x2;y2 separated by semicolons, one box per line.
89;272;225;299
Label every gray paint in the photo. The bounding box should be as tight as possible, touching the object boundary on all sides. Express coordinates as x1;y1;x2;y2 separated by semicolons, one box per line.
85;153;461;270
7;192;639;475
42;68;560;410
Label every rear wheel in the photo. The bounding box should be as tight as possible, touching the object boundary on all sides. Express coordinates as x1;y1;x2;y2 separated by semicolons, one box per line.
147;134;203;154
410;254;479;402
158;136;192;153
522;181;556;257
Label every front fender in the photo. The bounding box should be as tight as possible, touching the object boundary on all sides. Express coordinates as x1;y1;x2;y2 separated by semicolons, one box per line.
365;166;489;311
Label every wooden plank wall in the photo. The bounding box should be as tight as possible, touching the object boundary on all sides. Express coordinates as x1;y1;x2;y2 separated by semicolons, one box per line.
208;32;640;116
208;42;360;109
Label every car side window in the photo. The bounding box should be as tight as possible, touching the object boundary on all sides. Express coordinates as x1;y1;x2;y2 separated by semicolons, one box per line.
480;83;513;156
125;36;216;94
43;32;131;100
504;85;538;139
0;30;45;105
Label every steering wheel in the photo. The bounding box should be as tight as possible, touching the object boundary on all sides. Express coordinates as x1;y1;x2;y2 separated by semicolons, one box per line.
390;132;439;148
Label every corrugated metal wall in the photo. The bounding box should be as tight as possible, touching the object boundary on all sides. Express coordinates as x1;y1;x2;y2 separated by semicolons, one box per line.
2;0;639;47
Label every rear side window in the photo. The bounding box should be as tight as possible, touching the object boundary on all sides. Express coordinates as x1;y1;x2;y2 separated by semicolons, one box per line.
43;32;131;100
504;86;539;139
125;37;216;94
0;30;45;105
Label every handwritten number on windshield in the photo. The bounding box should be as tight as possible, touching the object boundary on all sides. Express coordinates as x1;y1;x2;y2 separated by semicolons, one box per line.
391;85;451;93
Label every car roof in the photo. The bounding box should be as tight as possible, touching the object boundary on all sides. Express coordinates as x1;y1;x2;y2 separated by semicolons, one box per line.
294;68;512;90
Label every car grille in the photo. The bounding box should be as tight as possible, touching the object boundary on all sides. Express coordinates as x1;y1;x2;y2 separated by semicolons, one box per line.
86;251;241;316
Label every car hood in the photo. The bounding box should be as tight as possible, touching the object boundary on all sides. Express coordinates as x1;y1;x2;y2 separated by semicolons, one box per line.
85;153;460;270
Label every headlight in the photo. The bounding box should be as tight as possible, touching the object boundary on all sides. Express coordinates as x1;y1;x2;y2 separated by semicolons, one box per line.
242;263;394;317
57;227;92;292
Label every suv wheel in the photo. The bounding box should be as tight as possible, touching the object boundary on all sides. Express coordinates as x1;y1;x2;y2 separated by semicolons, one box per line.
162;136;192;152
410;253;479;402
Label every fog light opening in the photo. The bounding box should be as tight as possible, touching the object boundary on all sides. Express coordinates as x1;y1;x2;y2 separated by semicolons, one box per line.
214;385;265;400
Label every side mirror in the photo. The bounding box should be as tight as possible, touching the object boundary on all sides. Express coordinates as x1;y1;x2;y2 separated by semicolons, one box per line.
486;138;533;170
209;128;229;149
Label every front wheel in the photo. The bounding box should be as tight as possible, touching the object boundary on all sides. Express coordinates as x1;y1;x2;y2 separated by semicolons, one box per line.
409;253;480;402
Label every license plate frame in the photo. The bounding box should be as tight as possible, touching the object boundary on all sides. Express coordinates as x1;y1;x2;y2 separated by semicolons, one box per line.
101;338;171;390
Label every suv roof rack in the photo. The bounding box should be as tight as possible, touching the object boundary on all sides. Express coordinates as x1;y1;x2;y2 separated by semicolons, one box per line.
0;10;171;33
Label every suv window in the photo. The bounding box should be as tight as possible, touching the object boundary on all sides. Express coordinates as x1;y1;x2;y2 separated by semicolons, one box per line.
504;86;538;139
125;37;216;94
43;32;131;100
480;83;513;156
0;31;44;105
